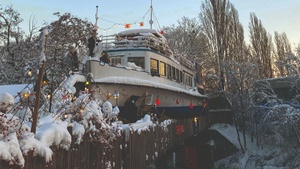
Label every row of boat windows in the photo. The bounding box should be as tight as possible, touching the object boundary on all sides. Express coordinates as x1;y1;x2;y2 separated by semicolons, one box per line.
150;59;193;86
110;57;194;87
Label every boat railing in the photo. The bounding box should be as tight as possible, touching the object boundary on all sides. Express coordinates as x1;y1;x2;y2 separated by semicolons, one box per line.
99;35;194;70
100;35;173;56
178;56;195;70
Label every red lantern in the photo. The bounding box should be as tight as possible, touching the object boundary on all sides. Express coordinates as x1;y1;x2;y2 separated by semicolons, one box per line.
125;23;131;29
140;22;144;27
189;103;194;109
160;30;164;35
155;98;160;106
176;99;180;104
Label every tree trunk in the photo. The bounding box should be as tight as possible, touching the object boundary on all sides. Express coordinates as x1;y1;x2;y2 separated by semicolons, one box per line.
234;117;245;153
31;62;44;133
31;31;48;134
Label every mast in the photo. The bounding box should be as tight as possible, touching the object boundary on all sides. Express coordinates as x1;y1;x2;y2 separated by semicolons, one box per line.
95;6;99;27
149;0;153;29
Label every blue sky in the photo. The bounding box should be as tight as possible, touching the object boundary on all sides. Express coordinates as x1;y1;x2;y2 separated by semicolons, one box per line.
1;0;300;46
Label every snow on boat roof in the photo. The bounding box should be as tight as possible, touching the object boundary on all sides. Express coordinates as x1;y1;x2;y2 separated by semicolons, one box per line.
94;76;207;98
118;29;166;40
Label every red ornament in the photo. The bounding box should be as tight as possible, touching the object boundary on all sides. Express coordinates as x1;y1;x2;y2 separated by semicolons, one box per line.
176;99;180;104
189;103;194;109
140;22;144;27
155;98;160;106
203;100;207;108
125;23;131;29
62;95;68;100
160;30;164;35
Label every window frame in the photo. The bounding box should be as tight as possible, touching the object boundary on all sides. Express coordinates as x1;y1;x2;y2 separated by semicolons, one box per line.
128;57;145;69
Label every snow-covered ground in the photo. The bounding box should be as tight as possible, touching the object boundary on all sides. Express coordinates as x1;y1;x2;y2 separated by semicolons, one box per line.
212;123;300;169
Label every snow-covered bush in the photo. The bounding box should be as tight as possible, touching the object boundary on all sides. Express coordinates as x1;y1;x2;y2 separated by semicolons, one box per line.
0;93;14;113
0;113;54;167
249;79;300;147
62;92;121;148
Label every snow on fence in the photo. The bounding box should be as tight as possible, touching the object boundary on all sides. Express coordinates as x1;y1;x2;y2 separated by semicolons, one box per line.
0;118;197;169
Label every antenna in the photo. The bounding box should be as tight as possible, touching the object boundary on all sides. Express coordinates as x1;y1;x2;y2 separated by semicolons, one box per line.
95;6;99;27
149;0;153;29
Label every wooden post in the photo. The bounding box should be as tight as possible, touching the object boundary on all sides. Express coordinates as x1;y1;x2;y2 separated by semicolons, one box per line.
31;30;48;134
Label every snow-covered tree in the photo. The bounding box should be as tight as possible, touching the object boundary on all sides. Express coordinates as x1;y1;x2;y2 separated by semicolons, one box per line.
0;5;23;55
0;5;39;85
274;31;292;77
224;62;259;152
249;13;274;79
0;11;94;85
275;52;300;77
41;13;95;88
199;0;249;91
249;79;300;147
163;17;208;63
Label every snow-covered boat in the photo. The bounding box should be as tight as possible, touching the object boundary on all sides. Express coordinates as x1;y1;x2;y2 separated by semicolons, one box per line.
84;28;207;122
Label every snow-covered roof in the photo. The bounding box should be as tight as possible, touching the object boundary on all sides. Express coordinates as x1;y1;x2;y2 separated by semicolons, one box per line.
0;84;32;98
94;76;206;97
118;28;166;41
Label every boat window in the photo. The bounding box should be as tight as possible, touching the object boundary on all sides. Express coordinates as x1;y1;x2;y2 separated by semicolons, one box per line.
185;74;192;87
159;61;166;77
175;69;179;82
185;75;189;86
150;58;159;76
128;57;145;69
110;57;122;66
167;64;171;79
171;67;175;80
180;71;183;83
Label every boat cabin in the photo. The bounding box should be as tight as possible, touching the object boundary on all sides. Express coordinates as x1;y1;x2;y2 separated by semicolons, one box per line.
97;29;197;90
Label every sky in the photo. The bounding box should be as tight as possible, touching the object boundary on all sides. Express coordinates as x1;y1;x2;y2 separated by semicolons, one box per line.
1;0;300;46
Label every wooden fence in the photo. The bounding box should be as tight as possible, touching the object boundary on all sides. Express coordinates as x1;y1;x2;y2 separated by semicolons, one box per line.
0;117;207;169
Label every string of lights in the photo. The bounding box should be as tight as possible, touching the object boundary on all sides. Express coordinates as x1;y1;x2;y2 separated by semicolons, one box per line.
98;7;155;32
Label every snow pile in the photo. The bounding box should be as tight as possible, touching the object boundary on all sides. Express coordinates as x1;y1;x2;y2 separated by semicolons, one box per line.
71;121;85;144
126;62;142;70
39;28;48;63
0;93;14;113
0;113;52;167
0;115;24;166
158;119;173;132
36;115;71;150
131;114;153;134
